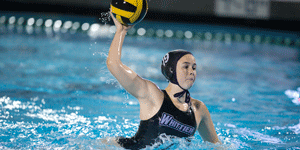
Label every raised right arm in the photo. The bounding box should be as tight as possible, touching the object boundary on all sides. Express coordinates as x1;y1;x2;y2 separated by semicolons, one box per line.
106;12;159;102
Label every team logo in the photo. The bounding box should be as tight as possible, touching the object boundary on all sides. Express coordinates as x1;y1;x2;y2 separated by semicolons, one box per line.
162;53;169;66
159;112;195;135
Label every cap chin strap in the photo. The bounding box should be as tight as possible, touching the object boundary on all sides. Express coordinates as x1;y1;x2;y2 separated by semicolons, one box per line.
173;84;190;104
170;67;191;105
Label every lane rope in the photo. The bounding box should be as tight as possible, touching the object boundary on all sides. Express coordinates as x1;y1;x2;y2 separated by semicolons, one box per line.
0;15;299;48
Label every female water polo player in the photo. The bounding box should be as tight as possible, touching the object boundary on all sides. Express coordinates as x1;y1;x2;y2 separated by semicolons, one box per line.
106;11;221;149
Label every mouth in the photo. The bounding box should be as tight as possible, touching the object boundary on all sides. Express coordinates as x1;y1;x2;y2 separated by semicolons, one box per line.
186;78;194;81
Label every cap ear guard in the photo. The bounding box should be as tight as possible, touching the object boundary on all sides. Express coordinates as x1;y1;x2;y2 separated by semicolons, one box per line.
161;62;173;81
167;68;174;81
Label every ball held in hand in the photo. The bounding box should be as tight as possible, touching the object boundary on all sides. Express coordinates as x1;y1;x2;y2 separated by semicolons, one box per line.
110;0;148;26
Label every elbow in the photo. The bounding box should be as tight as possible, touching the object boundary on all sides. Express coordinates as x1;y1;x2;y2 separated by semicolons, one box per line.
204;137;221;145
106;59;113;67
106;58;121;72
213;139;222;145
106;59;114;71
106;57;116;67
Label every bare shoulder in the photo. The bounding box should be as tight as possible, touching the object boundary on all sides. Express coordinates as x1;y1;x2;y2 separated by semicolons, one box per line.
138;79;164;120
191;98;205;110
190;98;209;126
191;98;209;114
140;79;164;105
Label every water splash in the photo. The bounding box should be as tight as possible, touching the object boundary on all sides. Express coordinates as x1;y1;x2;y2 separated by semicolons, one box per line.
143;134;231;150
288;120;300;134
92;51;107;57
99;11;111;25
236;128;284;144
0;96;138;149
285;87;300;105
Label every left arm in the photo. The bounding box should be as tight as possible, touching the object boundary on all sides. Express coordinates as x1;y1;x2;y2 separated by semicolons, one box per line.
197;103;221;144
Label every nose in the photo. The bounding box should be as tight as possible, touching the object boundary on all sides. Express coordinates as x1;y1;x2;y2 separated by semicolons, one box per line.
188;67;194;75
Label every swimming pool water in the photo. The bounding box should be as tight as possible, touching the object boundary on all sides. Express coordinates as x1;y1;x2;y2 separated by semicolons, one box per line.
0;15;300;149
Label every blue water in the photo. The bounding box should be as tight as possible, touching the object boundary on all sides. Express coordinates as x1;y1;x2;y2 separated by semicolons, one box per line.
0;15;300;149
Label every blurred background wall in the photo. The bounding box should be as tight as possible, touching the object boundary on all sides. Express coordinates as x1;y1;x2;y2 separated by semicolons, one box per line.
1;0;300;32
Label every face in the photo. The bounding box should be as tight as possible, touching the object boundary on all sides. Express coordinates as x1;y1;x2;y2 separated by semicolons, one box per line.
176;54;197;90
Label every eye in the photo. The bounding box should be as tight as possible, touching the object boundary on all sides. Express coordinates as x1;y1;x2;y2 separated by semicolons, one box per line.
192;64;197;70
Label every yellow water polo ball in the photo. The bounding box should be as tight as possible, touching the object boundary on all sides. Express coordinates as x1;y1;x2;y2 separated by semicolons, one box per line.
110;0;148;26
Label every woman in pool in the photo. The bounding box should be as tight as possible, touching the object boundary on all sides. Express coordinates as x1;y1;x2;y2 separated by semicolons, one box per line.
106;11;221;149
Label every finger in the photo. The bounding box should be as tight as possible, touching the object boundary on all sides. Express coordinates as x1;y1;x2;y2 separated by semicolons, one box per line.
109;12;117;21
109;11;122;27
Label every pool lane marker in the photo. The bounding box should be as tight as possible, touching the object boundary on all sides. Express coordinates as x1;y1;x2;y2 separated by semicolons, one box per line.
0;15;299;48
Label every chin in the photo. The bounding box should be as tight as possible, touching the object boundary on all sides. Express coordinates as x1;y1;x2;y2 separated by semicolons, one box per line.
179;80;194;90
183;84;193;90
187;85;193;90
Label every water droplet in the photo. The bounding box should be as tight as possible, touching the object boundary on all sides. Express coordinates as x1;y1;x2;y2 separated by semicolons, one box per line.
100;11;111;24
232;98;235;102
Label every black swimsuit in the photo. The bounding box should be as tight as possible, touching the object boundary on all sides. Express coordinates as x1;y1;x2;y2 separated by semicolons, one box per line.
116;90;197;150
